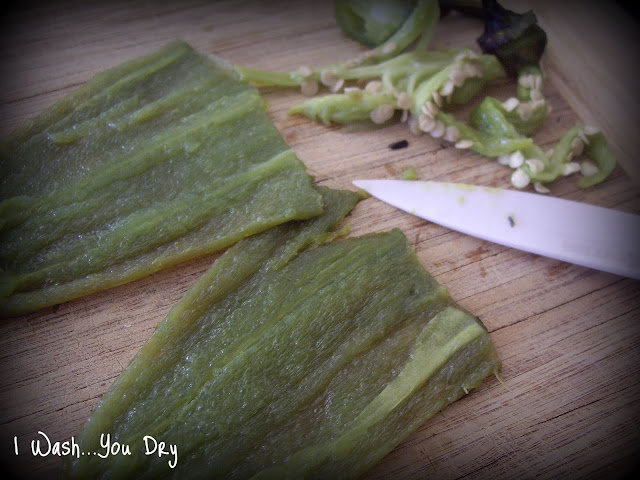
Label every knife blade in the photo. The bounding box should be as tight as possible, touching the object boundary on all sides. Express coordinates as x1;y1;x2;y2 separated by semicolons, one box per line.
353;179;640;280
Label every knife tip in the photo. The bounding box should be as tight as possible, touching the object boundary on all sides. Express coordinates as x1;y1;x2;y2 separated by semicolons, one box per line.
352;179;369;191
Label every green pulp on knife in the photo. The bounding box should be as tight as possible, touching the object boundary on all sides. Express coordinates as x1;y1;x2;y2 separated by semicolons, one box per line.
0;40;324;317
67;187;501;480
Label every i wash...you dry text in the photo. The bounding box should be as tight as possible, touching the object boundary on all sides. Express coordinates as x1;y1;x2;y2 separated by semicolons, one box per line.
14;431;178;468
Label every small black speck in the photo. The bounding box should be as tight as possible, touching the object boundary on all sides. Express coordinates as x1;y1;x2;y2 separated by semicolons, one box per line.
389;139;408;150
507;215;515;227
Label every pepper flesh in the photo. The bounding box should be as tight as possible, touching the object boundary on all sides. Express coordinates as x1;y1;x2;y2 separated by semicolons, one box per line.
334;0;415;48
0;40;324;317
67;187;500;480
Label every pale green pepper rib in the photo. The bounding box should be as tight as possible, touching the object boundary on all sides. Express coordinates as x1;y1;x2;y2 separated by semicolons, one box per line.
68;188;500;479
440;92;615;188
253;307;491;480
579;131;616;188
344;50;454;83
437;106;534;158
289;90;397;125
0;40;324;317
234;0;441;89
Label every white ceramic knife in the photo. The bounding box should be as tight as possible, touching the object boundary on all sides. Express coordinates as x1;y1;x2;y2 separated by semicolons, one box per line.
353;179;640;280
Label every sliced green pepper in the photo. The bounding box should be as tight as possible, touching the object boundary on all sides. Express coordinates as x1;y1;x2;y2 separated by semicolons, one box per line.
0;40;324;317
67;187;500;479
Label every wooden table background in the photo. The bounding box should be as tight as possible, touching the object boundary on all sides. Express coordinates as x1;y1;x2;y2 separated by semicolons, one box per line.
1;1;639;478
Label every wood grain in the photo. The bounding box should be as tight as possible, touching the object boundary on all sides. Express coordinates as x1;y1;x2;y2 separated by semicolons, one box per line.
1;1;639;479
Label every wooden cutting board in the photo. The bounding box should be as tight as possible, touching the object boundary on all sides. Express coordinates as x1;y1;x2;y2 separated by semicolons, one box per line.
1;1;639;478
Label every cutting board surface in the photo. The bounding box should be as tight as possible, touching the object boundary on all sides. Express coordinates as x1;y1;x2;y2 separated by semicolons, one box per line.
1;1;639;479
